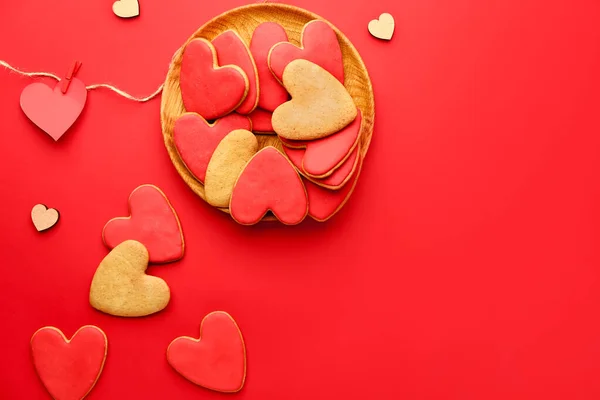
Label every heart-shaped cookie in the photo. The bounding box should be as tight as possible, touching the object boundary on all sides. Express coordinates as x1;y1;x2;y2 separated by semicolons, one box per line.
230;146;308;225
304;157;362;221
247;108;274;133
167;311;246;393
180;38;249;120
368;13;395;40
269;20;344;83
31;325;107;400
112;0;139;18
31;204;60;232
283;144;360;190
272;60;356;140
205;129;258;208
213;30;259;115
174;112;252;183
249;22;289;111
20;78;87;141
102;184;184;264
90;240;170;317
280;109;362;177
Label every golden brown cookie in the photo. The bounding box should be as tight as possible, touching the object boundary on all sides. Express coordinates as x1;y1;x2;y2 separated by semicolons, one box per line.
272;59;356;140
89;240;170;317
205;129;258;208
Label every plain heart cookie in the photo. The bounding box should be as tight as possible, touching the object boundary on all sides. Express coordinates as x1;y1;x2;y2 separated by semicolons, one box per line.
31;325;107;400
102;184;184;264
205;129;258;207
89;240;170;317
268;20;344;83
272;59;357;140
174;112;252;183
249;22;289;111
180;38;249;120
230;146;308;225
368;13;395;40
167;311;246;393
213;30;259;115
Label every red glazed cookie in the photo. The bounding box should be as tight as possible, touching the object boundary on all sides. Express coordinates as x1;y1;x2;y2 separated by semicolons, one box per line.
230;146;308;225
102;185;184;264
281;109;362;177
173;112;252;183
247;108;274;133
180;38;249;120
249;22;289;111
167;311;246;393
284;145;360;190
305;158;362;221
269;20;344;84
31;326;107;400
213;30;259;115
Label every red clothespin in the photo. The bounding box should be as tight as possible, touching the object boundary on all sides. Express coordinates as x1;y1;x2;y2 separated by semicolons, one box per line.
59;61;82;94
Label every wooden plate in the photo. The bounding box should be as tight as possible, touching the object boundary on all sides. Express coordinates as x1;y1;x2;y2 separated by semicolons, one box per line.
160;3;375;219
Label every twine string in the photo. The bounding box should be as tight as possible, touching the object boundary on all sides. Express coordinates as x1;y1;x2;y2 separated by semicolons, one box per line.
0;59;164;103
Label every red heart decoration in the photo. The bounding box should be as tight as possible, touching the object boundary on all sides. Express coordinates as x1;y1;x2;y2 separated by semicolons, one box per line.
180;38;249;120
173;112;252;183
269;20;344;84
30;326;107;400
20;78;87;141
280;109;362;177
102;185;184;264
167;312;246;393
230;146;308;225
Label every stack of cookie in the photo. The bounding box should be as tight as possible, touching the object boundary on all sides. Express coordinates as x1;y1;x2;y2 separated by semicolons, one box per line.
172;20;364;225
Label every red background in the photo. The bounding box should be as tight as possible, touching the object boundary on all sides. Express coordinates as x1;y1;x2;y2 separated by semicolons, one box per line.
1;0;600;399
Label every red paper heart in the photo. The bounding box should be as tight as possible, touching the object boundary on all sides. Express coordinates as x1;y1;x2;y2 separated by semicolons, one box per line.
269;20;344;84
20;78;87;141
174;112;252;182
102;185;184;264
230;146;308;225
180;38;249;120
167;312;246;393
30;326;107;400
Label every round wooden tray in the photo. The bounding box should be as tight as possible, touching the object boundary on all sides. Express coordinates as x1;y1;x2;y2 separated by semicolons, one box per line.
160;3;375;219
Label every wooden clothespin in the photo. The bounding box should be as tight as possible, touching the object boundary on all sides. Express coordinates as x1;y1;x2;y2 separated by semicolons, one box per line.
59;61;82;94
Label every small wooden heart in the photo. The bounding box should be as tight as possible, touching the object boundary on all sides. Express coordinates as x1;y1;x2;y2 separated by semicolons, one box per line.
31;204;60;232
112;0;140;18
368;13;395;40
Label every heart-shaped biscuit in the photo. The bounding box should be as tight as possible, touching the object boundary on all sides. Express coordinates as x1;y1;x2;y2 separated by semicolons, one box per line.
280;109;362;177
31;326;107;400
272;60;356;141
283;145;360;190
180;38;249;120
112;0;139;18
368;13;395;40
213;30;259;115
174;113;252;183
31;204;60;232
167;311;246;393
230;146;308;225
90;240;170;317
205;129;258;208
269;20;344;83
102;185;184;264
